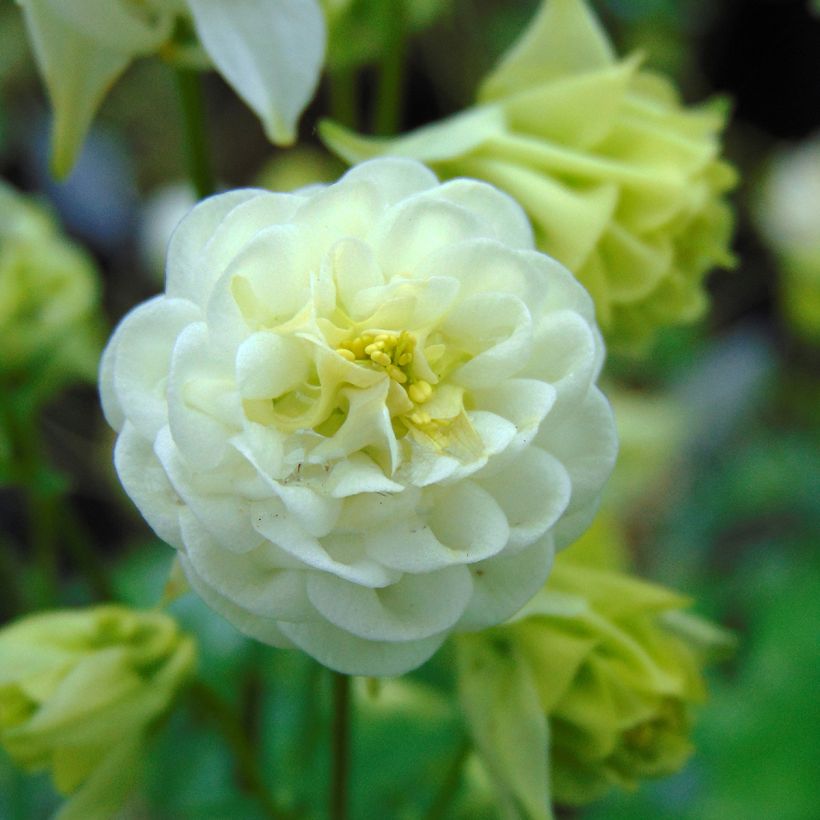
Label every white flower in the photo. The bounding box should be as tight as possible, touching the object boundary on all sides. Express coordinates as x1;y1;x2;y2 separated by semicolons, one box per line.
16;0;326;176
100;158;618;676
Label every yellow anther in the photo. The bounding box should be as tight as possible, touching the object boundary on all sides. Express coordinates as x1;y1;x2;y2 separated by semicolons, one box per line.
364;342;384;355
396;352;413;366
336;347;356;361
370;351;391;367
408;380;433;404
409;411;432;426
387;365;408;383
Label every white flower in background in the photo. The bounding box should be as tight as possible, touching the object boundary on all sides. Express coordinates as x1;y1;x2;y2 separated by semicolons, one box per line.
16;0;326;176
100;158;618;675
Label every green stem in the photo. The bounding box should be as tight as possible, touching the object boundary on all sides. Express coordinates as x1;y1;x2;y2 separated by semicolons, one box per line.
327;66;358;130
175;67;215;199
189;681;283;819
424;736;471;820
330;672;351;820
372;4;407;135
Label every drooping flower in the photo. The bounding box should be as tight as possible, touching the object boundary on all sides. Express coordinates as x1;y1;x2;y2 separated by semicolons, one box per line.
0;181;101;392
0;605;195;819
100;158;618;676
321;0;737;351
457;516;733;810
15;0;326;177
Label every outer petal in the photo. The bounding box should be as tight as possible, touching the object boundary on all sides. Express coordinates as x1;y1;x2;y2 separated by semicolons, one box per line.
479;0;615;101
276;617;448;677
187;0;326;145
20;0;133;177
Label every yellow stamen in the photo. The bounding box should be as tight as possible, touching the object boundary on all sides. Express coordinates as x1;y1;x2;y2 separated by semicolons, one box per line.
407;380;432;404
336;347;356;361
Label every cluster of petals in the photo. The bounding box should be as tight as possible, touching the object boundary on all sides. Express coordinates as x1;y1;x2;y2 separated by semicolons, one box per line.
100;158;617;675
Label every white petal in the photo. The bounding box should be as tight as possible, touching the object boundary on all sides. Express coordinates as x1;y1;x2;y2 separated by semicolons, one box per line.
476;446;571;551
326;238;384;313
179;508;311;620
110;296;200;440
444;293;532;388
470;378;556;456
537;386;618;548
20;0;132;177
42;0;174;53
167;322;241;470
324;454;403;498
306;565;473;642
236;331;311;400
373;195;487;278
114;423;183;548
340;157;439;205
432;179;534;250
523;309;601;422
457;535;555;630
252;502;394;587
165;189;270;302
187;0;325;145
179;555;292;648
155;427;263;554
277;617;447;676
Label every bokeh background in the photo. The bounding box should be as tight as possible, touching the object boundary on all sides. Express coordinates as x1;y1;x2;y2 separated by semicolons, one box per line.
1;0;818;817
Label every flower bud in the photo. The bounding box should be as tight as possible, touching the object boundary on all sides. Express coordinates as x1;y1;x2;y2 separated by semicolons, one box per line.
457;517;732;808
322;0;737;351
0;605;196;818
0;182;101;389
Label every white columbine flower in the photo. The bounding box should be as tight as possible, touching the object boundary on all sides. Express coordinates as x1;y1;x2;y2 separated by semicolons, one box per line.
16;0;326;176
100;158;618;676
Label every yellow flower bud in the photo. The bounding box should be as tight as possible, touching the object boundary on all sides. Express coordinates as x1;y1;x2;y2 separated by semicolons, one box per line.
0;605;196;818
321;0;737;352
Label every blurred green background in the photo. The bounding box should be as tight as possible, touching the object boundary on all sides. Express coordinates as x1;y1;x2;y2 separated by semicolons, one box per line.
1;0;818;818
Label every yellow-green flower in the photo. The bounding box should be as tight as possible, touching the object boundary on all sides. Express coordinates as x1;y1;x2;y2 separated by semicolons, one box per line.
0;605;196;819
0;182;101;390
321;0;737;351
456;516;732;810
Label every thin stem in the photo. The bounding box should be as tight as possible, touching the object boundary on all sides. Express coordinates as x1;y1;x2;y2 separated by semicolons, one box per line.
189;681;283;819
424;735;471;820
372;4;407;135
174;67;215;199
327;66;358;130
330;672;351;820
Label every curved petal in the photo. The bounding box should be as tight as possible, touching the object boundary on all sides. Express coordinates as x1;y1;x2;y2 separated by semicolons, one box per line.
179;555;292;647
277;617;447;676
457;535;555;630
306;565;472;642
109;296;201;440
187;0;326;145
114;423;183;549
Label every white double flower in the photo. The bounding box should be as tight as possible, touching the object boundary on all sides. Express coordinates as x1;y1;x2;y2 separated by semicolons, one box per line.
100;158;618;675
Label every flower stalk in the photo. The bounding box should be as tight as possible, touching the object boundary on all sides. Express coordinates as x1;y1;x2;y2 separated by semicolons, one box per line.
175;66;215;200
331;671;351;820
